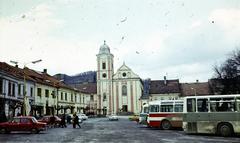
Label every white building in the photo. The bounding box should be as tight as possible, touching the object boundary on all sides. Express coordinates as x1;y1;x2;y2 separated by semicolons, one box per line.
96;41;143;115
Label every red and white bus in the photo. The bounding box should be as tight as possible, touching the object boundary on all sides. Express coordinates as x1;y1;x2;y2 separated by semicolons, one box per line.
147;100;183;129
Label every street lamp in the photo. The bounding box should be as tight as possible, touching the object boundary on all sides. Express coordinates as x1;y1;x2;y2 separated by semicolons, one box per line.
191;87;197;96
10;59;42;116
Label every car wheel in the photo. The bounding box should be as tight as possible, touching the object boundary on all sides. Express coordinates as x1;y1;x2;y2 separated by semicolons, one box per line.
161;120;172;130
217;123;233;137
0;128;6;134
31;128;38;134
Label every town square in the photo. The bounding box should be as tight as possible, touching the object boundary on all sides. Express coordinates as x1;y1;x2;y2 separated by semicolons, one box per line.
0;0;240;142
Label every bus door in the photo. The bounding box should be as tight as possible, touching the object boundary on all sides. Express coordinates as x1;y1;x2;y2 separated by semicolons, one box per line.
184;98;198;133
196;98;211;133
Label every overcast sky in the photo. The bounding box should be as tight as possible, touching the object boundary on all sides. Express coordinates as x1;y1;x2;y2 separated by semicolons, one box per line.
1;0;240;82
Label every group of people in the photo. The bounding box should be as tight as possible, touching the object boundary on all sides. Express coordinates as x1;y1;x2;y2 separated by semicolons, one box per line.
59;113;81;128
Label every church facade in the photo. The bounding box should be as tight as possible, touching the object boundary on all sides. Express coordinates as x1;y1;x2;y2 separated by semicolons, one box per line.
96;42;143;115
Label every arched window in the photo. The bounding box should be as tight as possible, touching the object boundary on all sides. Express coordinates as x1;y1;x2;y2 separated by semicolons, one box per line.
122;85;127;96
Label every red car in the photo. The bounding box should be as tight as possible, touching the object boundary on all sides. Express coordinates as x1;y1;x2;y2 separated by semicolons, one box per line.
0;116;47;134
38;115;61;127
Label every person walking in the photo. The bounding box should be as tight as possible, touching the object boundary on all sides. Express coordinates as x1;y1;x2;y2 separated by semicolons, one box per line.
60;114;67;128
49;115;56;128
74;114;81;128
72;114;76;128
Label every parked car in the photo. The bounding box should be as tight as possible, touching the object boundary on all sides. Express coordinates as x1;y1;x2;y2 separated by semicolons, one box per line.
38;115;61;127
108;114;118;121
78;114;88;120
0;116;47;134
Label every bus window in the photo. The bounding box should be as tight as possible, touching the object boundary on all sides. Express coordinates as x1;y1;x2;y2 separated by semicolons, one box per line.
210;98;220;112
197;99;208;112
149;105;159;112
187;98;196;112
174;104;183;112
160;105;173;112
219;98;235;112
210;98;235;112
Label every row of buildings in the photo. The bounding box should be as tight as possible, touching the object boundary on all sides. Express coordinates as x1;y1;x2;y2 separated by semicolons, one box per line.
0;42;218;120
0;61;97;120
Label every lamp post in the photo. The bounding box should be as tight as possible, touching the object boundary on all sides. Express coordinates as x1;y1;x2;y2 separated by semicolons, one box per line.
191;87;197;96
10;59;42;116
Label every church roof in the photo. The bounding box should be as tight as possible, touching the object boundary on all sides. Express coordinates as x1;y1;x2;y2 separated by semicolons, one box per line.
98;41;111;55
113;62;140;79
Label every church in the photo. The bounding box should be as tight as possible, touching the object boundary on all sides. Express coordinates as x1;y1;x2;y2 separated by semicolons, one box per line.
96;41;143;115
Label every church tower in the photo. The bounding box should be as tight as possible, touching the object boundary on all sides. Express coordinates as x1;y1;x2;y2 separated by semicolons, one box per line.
96;41;114;115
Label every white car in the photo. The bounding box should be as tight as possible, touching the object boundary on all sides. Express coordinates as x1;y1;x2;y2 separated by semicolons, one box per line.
68;114;83;123
108;114;118;121
78;114;88;120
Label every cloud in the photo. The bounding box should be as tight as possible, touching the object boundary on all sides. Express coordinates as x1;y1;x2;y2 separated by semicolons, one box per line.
189;20;202;30
209;8;240;37
0;3;66;73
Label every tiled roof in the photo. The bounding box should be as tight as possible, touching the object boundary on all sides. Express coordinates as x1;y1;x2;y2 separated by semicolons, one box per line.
0;62;35;81
73;83;97;94
181;82;212;96
0;62;75;91
149;80;180;94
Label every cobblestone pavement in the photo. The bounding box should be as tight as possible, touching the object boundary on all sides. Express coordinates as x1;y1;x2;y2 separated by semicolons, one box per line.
0;117;239;143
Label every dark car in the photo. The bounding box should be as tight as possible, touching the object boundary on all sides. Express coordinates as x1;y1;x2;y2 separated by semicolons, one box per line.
38;115;61;127
0;116;47;134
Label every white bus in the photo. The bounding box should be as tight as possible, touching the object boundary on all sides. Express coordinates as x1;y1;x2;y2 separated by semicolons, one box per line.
183;94;240;136
139;103;149;124
147;100;183;129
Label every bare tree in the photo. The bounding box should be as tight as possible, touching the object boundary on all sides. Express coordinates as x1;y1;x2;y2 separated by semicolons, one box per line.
213;49;240;94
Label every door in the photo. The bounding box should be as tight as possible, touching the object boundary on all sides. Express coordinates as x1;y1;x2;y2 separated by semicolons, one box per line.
9;118;21;131
20;118;32;131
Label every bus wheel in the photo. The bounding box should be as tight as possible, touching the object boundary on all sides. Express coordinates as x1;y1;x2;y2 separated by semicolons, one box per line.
161;120;172;130
217;123;233;137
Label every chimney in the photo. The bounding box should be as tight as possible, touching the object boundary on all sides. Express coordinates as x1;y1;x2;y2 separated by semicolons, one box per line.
164;76;167;85
43;69;47;73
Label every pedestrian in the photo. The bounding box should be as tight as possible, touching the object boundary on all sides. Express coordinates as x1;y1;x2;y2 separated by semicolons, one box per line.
67;115;71;124
72;114;76;128
74;114;81;128
49;115;55;128
60;114;67;128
